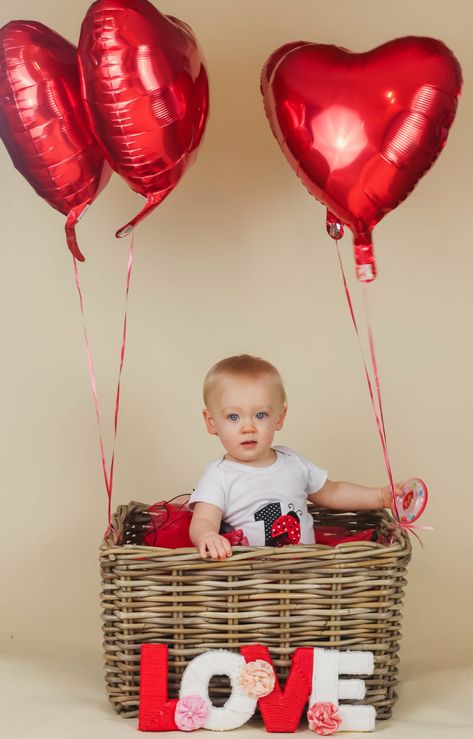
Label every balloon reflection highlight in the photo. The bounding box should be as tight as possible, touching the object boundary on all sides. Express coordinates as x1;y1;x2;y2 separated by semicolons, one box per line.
312;106;368;172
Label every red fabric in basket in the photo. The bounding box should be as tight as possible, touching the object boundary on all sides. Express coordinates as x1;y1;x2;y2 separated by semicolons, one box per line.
316;526;376;545
142;501;248;548
143;502;194;548
139;501;375;548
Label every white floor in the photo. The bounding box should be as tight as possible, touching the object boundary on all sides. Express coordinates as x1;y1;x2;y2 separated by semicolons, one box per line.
1;654;472;738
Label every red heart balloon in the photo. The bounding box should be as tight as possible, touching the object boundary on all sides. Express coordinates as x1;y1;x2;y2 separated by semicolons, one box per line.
262;37;462;281
0;21;111;261
78;0;209;238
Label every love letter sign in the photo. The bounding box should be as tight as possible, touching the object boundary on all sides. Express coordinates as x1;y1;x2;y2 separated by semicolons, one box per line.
139;644;376;733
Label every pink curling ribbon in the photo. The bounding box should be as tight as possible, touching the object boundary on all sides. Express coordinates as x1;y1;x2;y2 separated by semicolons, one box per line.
73;234;135;536
333;238;431;544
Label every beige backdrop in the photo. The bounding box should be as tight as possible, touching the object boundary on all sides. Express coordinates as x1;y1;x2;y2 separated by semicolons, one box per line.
1;0;472;673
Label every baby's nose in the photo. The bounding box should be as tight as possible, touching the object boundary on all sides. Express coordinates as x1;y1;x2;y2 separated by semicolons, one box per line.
241;417;256;432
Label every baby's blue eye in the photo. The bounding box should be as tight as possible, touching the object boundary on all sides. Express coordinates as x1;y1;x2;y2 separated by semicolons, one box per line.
227;413;239;422
255;412;267;420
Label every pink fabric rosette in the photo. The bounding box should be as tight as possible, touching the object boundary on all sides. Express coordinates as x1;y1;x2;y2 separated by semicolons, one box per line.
239;659;275;698
307;701;342;735
175;694;210;731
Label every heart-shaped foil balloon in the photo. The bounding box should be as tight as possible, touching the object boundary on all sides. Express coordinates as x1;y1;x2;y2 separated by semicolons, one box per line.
262;37;462;281
78;0;209;238
0;21;111;261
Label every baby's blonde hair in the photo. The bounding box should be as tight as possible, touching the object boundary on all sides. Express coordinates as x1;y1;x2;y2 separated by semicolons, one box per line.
203;354;287;406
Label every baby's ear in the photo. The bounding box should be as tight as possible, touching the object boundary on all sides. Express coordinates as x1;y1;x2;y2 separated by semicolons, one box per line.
276;405;288;431
203;408;217;435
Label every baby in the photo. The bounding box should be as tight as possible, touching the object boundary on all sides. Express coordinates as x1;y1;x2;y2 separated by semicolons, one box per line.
189;354;397;559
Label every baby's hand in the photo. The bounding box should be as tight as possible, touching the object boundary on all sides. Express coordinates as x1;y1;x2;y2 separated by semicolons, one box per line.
381;483;404;510
197;533;232;560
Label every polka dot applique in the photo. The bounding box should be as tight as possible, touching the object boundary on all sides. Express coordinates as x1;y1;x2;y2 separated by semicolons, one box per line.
254;502;301;546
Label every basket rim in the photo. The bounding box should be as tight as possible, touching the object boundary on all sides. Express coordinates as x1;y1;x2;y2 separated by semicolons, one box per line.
101;500;412;557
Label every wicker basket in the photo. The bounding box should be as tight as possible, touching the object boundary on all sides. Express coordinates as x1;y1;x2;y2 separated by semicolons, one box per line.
101;502;411;721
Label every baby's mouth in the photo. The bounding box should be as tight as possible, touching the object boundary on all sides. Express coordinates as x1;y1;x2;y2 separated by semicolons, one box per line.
241;440;257;447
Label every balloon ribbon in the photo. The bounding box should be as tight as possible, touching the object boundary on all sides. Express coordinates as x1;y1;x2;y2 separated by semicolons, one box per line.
73;235;135;537
334;240;431;544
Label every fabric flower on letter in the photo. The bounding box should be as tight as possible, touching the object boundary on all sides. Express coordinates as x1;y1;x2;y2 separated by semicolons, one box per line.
307;701;342;735
239;659;275;698
175;694;210;731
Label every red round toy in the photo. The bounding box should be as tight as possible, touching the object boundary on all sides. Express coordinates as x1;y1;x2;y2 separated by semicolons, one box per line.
395;478;428;524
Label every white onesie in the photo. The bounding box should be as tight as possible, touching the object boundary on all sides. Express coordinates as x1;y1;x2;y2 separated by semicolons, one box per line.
189;446;328;546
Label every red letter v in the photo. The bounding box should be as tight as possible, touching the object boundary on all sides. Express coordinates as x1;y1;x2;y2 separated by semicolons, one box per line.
240;645;313;733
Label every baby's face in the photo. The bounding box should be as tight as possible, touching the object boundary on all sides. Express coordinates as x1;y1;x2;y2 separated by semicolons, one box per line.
203;374;287;466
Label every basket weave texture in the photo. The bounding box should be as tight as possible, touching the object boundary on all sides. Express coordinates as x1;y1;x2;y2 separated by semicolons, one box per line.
101;502;411;721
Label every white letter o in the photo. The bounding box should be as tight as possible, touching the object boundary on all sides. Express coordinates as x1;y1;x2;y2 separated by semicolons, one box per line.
179;650;257;731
